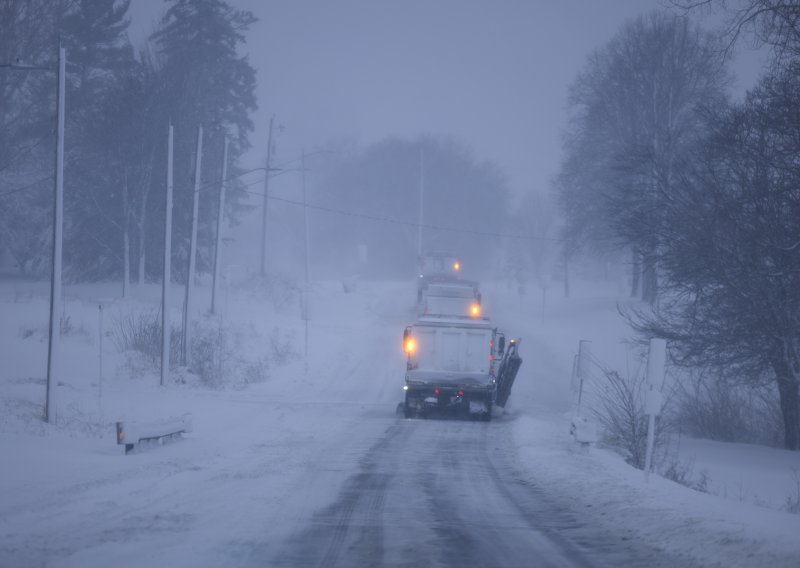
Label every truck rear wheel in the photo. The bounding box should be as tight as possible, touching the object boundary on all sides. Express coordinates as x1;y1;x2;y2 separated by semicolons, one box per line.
403;395;414;419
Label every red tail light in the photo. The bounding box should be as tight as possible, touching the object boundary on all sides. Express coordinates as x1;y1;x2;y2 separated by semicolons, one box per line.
434;389;440;395
458;390;464;396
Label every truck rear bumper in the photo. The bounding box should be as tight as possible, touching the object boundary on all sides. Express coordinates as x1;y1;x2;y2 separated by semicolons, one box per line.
404;384;494;415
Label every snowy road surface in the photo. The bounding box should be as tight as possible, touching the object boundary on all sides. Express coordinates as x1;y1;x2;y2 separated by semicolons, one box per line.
272;416;678;568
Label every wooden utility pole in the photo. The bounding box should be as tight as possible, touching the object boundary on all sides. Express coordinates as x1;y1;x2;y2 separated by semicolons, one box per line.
122;168;130;299
182;125;203;365
160;123;174;387
302;148;310;375
417;144;425;260
260;115;275;276
211;136;229;315
45;45;65;424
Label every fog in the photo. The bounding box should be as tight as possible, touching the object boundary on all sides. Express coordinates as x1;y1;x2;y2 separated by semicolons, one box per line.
127;0;767;280
3;2;799;567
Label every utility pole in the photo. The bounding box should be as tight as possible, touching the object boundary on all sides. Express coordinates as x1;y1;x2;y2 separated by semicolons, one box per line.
211;136;229;315
122;169;130;299
45;45;65;424
160;123;174;387
260;115;275;276
417;144;425;260
182;125;203;365
302;148;310;375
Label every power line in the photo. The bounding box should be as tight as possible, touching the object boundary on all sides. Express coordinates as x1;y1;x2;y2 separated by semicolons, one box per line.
0;164;561;244
233;176;561;243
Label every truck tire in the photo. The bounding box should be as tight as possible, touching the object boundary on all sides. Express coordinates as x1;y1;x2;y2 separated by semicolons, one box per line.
403;396;414;419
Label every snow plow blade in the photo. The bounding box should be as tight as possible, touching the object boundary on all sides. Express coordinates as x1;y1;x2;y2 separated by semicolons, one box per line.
495;341;522;408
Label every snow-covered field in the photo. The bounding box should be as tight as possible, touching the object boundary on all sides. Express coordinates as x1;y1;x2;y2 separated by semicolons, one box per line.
2;275;800;567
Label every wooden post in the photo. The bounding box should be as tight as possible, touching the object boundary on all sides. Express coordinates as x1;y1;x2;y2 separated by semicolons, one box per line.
160;123;174;387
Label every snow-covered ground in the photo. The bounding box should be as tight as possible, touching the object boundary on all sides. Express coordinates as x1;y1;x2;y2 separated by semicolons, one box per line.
2;275;800;566
486;279;800;566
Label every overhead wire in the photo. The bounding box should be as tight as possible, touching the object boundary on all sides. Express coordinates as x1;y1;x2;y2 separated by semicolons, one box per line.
224;174;562;243
0;156;561;244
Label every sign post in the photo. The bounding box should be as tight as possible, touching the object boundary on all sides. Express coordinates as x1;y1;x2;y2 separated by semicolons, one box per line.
644;338;666;481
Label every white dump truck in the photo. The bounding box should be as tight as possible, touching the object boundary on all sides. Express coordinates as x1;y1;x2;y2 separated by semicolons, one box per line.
401;313;521;421
418;251;468;302
421;282;482;318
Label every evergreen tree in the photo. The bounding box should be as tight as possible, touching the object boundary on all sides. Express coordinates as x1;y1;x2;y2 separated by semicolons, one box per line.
150;0;257;280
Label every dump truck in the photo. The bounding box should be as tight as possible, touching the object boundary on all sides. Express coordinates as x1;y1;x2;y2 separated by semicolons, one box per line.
417;251;467;303
421;282;482;317
401;314;522;421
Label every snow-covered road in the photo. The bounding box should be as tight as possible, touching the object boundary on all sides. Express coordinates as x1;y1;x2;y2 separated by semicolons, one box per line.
271;415;685;568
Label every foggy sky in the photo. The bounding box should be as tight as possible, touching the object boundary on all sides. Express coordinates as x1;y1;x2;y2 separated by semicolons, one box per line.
128;1;765;194
127;0;768;269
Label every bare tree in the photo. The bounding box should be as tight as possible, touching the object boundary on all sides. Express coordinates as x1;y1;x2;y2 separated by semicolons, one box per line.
673;0;800;61
630;63;800;449
558;12;730;303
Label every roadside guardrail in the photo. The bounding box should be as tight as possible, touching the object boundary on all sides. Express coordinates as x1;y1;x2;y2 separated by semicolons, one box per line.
115;414;192;454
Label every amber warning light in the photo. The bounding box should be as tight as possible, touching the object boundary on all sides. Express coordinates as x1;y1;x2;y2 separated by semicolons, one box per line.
470;304;481;317
404;337;416;354
453;261;461;271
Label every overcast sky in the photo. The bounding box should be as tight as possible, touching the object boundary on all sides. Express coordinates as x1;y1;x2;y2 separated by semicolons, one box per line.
128;0;767;201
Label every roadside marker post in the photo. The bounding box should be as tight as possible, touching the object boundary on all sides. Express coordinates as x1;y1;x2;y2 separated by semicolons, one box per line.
571;340;597;446
97;298;114;413
644;338;666;482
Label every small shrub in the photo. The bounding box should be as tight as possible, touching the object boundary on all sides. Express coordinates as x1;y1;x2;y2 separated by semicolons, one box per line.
20;317;88;341
59;315;91;340
694;469;711;493
112;309;292;389
188;317;276;388
662;457;693;486
19;324;42;340
190;318;229;387
661;457;710;493
241;358;270;386
111;309;181;369
589;368;670;469
676;371;783;447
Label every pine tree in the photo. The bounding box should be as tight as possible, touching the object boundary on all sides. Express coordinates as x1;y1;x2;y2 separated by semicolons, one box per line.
151;0;257;279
